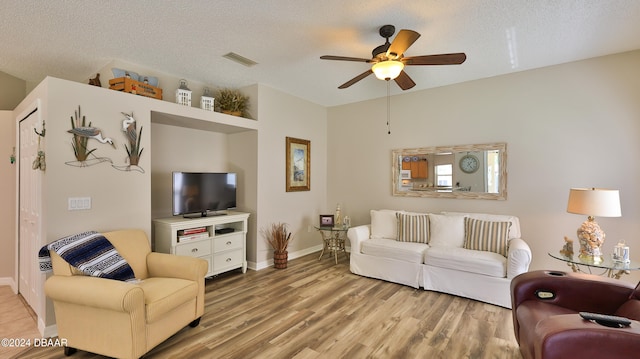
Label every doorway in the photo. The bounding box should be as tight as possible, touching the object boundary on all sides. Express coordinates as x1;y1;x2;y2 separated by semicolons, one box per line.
16;101;44;322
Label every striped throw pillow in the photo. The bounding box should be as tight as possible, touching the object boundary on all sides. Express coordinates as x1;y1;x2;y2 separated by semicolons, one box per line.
464;218;511;257
396;213;430;244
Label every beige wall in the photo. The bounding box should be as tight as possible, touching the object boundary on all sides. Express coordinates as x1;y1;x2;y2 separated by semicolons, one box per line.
253;84;328;268
147;81;327;268
327;50;640;284
12;77;154;327
0;111;16;285
0;71;27;110
150;123;229;220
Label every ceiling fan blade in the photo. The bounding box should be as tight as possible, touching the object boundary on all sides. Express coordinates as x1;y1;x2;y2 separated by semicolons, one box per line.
320;55;371;63
394;70;416;90
338;69;373;89
386;29;420;58
403;53;467;65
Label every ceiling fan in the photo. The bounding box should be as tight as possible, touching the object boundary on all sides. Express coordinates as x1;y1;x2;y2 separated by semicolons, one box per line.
320;25;467;90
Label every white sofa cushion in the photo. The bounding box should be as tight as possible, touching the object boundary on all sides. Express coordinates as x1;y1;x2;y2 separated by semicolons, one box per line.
463;217;511;257
370;209;403;239
361;238;428;264
396;212;430;244
425;246;507;278
428;214;465;248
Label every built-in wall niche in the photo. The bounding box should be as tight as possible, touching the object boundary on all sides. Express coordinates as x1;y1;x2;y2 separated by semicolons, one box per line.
392;143;507;200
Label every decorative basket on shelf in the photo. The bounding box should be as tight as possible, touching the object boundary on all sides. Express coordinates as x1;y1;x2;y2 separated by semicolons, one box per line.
217;88;248;117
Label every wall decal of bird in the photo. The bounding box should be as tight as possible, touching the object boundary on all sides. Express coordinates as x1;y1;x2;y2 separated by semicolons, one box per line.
115;111;144;172
67;127;116;147
121;112;137;144
66;105;114;167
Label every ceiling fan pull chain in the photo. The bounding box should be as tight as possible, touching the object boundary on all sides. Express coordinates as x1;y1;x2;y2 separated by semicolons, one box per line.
386;81;391;134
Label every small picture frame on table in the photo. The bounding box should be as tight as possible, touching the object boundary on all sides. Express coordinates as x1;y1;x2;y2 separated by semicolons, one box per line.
319;215;334;228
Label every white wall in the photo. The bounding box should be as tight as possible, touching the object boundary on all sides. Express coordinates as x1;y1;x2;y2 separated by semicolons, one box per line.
327;50;640;285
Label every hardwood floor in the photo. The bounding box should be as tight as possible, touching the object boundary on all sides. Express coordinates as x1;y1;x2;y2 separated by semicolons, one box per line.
0;286;41;359
9;253;522;358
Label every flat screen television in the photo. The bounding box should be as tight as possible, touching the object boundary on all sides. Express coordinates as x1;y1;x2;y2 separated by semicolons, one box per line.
172;172;237;217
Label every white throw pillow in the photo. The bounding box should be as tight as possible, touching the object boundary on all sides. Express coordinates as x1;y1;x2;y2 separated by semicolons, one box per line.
428;213;466;248
370;209;403;239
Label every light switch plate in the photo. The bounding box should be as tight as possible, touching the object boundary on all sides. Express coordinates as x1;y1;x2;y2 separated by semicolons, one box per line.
68;197;91;210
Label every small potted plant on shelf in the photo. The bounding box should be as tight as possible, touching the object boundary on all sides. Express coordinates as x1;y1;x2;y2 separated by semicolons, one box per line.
261;222;293;269
216;88;249;117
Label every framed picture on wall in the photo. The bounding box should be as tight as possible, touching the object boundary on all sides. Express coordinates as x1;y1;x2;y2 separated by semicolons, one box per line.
286;136;310;192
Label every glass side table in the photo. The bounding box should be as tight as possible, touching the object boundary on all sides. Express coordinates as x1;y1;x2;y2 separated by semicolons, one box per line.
315;226;349;264
548;252;640;279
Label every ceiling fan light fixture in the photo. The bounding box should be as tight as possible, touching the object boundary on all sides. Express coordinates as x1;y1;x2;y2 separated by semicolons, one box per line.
372;60;404;80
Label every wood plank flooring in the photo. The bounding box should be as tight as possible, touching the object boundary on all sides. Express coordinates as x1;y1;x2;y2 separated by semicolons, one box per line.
0;286;41;359
8;253;522;358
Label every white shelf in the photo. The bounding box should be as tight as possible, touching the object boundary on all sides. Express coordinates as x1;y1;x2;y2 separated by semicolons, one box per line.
150;100;257;134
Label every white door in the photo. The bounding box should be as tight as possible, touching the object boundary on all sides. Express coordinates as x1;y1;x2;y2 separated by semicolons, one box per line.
18;105;43;314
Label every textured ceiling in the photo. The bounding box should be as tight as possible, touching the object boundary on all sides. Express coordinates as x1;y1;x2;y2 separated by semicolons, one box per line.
2;0;640;107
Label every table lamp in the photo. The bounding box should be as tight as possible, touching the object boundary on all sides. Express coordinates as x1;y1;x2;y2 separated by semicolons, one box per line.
567;188;621;259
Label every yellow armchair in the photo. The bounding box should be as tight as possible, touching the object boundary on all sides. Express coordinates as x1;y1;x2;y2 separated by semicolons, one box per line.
44;229;208;358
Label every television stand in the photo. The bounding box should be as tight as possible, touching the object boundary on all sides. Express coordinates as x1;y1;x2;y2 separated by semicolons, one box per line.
153;211;250;277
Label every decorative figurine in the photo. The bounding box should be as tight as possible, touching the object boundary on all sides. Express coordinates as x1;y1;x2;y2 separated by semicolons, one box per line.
343;216;351;229
560;236;574;257
335;203;342;228
613;240;630;263
88;73;101;87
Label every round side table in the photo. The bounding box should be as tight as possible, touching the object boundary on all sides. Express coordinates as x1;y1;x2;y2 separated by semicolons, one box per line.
315;226;349;264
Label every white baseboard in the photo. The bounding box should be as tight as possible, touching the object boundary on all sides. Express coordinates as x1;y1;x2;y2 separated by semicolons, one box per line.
249;245;323;271
0;277;17;293
42;323;57;338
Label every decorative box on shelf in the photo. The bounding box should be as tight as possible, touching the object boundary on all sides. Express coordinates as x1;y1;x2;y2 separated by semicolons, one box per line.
108;77;163;100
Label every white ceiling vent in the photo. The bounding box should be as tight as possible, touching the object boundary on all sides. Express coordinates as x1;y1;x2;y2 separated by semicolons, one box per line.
222;52;258;67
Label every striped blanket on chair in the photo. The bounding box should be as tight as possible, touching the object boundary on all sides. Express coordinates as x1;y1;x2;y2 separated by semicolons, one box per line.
38;231;136;282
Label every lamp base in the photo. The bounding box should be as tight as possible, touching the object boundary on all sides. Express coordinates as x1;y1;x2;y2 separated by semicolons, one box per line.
577;217;605;259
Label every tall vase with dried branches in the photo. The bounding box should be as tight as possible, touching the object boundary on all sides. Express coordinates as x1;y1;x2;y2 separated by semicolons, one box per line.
261;223;293;269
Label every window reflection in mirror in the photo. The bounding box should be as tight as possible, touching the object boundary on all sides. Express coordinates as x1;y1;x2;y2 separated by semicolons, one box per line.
392;143;507;200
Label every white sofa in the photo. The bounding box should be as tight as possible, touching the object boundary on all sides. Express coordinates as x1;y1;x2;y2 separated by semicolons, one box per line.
347;210;532;308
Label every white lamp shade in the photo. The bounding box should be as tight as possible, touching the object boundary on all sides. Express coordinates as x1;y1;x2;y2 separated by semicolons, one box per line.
567;188;621;217
372;60;404;80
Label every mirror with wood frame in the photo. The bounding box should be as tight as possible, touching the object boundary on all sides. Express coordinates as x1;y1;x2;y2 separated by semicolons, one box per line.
392;143;507;200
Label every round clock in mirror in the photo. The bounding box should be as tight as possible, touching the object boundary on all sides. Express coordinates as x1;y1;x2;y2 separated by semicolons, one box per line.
459;154;479;173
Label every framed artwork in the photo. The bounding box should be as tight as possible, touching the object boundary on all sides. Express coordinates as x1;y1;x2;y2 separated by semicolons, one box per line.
286;136;310;192
319;215;334;228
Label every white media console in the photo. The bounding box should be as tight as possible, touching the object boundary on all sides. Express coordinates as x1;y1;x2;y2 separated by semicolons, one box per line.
153;211;250;278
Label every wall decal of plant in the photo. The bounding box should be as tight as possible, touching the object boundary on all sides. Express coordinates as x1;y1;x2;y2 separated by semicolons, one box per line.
69;106;92;161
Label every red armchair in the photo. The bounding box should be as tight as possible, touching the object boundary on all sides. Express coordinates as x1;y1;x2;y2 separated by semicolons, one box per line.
511;270;640;359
